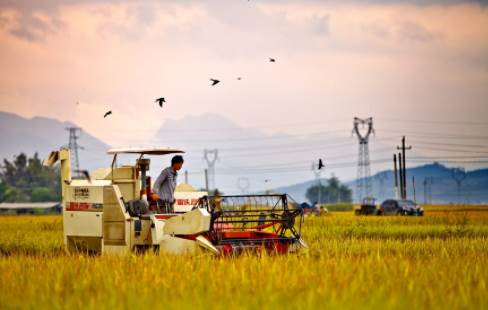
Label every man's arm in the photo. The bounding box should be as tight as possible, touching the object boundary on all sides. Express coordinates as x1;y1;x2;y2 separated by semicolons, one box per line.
153;169;168;197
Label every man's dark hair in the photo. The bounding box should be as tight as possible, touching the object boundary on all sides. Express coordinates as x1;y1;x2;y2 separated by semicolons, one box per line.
171;155;184;166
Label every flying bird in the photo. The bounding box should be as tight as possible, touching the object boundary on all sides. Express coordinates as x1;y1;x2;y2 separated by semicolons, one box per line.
318;159;325;170
103;111;112;118
269;58;276;62
210;79;220;86
155;97;165;108
75;170;91;183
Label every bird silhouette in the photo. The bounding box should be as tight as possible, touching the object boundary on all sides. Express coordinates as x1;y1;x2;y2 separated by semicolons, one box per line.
210;79;220;86
155;97;165;108
237;77;242;80
103;111;112;118
318;159;325;170
75;170;91;183
269;58;276;62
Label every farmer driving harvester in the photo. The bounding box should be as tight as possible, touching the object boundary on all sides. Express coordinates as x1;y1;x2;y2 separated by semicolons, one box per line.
43;146;306;255
152;155;184;213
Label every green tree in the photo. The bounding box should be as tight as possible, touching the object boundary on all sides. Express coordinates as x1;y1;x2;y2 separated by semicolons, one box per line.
2;186;23;202
0;181;7;202
31;187;58;202
305;176;352;204
0;153;60;202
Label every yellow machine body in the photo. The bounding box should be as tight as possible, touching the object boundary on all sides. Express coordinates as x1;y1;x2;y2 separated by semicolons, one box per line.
44;147;217;255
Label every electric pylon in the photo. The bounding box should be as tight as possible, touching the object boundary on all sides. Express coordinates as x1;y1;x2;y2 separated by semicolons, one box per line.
203;149;219;191
66;127;82;177
237;177;250;194
452;167;466;204
352;117;374;203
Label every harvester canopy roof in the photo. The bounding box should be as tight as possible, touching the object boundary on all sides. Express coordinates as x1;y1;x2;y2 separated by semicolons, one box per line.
107;147;185;155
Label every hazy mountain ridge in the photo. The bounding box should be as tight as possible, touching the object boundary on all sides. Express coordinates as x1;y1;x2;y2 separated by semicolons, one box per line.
0;111;110;171
2;111;487;204
273;163;488;204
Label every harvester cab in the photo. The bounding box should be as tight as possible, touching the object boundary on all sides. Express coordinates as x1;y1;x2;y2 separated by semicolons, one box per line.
44;147;306;255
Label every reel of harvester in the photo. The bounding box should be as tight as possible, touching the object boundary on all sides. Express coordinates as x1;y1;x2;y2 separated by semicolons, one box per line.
194;194;305;255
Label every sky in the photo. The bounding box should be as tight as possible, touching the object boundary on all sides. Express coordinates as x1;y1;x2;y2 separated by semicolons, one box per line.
1;0;488;192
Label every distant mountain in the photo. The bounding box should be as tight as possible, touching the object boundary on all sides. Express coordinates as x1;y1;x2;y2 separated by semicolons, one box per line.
152;113;394;194
273;162;488;204
353;163;488;204
0;111;110;171
4;111;485;204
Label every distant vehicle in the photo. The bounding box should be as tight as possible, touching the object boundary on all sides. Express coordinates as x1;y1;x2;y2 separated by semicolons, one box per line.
355;197;377;215
378;199;424;216
300;202;321;216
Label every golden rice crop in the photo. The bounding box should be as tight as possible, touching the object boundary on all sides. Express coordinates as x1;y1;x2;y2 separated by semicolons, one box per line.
0;206;487;309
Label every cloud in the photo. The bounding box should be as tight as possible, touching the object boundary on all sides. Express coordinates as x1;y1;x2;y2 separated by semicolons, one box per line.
8;12;63;41
311;14;330;35
0;0;487;151
0;0;483;44
395;20;437;42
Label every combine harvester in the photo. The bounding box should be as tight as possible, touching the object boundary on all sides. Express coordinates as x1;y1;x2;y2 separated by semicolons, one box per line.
44;147;306;255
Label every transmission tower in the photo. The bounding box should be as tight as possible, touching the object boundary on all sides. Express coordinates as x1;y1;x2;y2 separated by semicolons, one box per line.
237;177;250;194
203;149;219;191
352;117;374;203
66;127;83;177
452;167;466;204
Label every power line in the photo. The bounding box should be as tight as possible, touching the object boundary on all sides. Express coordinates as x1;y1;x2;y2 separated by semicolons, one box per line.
143;128;352;144
376;128;488;140
410;155;488;160
376;117;488;127
410;159;488;164
414;146;488;155
409;140;488;150
142;119;351;134
218;158;392;173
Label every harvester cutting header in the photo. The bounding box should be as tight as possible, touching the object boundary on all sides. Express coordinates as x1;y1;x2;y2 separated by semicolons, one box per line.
44;147;306;255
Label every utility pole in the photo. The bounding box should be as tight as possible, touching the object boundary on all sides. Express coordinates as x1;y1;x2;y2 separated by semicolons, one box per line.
237;177;250;195
184;170;188;184
66;127;83;177
397;136;412;199
393;154;399;199
203;149;219;192
204;169;209;193
398;152;404;199
353;117;374;203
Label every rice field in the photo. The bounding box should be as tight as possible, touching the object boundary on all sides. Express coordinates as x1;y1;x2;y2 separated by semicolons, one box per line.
0;206;487;309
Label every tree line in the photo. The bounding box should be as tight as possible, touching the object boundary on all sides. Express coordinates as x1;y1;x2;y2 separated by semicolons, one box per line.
0;153;61;202
305;176;353;204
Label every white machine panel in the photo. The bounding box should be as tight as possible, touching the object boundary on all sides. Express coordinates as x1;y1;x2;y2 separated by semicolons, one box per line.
174;191;207;212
